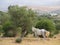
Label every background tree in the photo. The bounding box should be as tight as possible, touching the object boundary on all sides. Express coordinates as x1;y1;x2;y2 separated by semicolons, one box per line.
0;11;11;36
8;5;36;38
3;21;16;37
0;11;11;25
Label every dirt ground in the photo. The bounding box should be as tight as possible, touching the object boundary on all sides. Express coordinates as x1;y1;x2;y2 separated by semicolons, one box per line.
0;34;60;45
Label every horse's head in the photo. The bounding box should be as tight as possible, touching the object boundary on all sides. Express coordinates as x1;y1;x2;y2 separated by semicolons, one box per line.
45;31;50;38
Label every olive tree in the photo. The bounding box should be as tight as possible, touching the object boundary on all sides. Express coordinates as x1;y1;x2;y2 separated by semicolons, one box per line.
8;5;36;42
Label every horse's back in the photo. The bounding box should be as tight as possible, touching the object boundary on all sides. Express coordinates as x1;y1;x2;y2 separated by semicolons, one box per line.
36;30;42;35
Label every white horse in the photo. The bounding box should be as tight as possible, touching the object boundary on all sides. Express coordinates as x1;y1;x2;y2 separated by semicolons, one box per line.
32;27;50;38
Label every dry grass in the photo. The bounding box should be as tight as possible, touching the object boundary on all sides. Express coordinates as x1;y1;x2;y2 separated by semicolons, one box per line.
0;34;60;45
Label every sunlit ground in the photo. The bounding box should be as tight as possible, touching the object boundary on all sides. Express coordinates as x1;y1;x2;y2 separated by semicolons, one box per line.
0;34;60;45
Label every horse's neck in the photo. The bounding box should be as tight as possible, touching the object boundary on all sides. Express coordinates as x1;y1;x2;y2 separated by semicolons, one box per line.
32;27;37;32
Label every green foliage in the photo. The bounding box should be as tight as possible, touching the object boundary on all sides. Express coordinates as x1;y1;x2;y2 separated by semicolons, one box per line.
15;38;22;43
55;23;60;30
0;25;3;35
0;11;11;25
8;5;36;36
35;18;56;37
3;21;16;37
53;19;60;33
16;27;22;36
36;18;55;31
3;21;13;31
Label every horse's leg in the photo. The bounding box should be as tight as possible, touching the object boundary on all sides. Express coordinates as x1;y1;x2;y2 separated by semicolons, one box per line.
42;32;46;39
34;32;38;38
33;33;35;37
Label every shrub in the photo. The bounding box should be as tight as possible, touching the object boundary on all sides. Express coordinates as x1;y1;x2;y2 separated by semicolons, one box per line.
35;18;56;37
56;23;60;30
0;25;3;35
15;38;22;43
3;21;16;37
